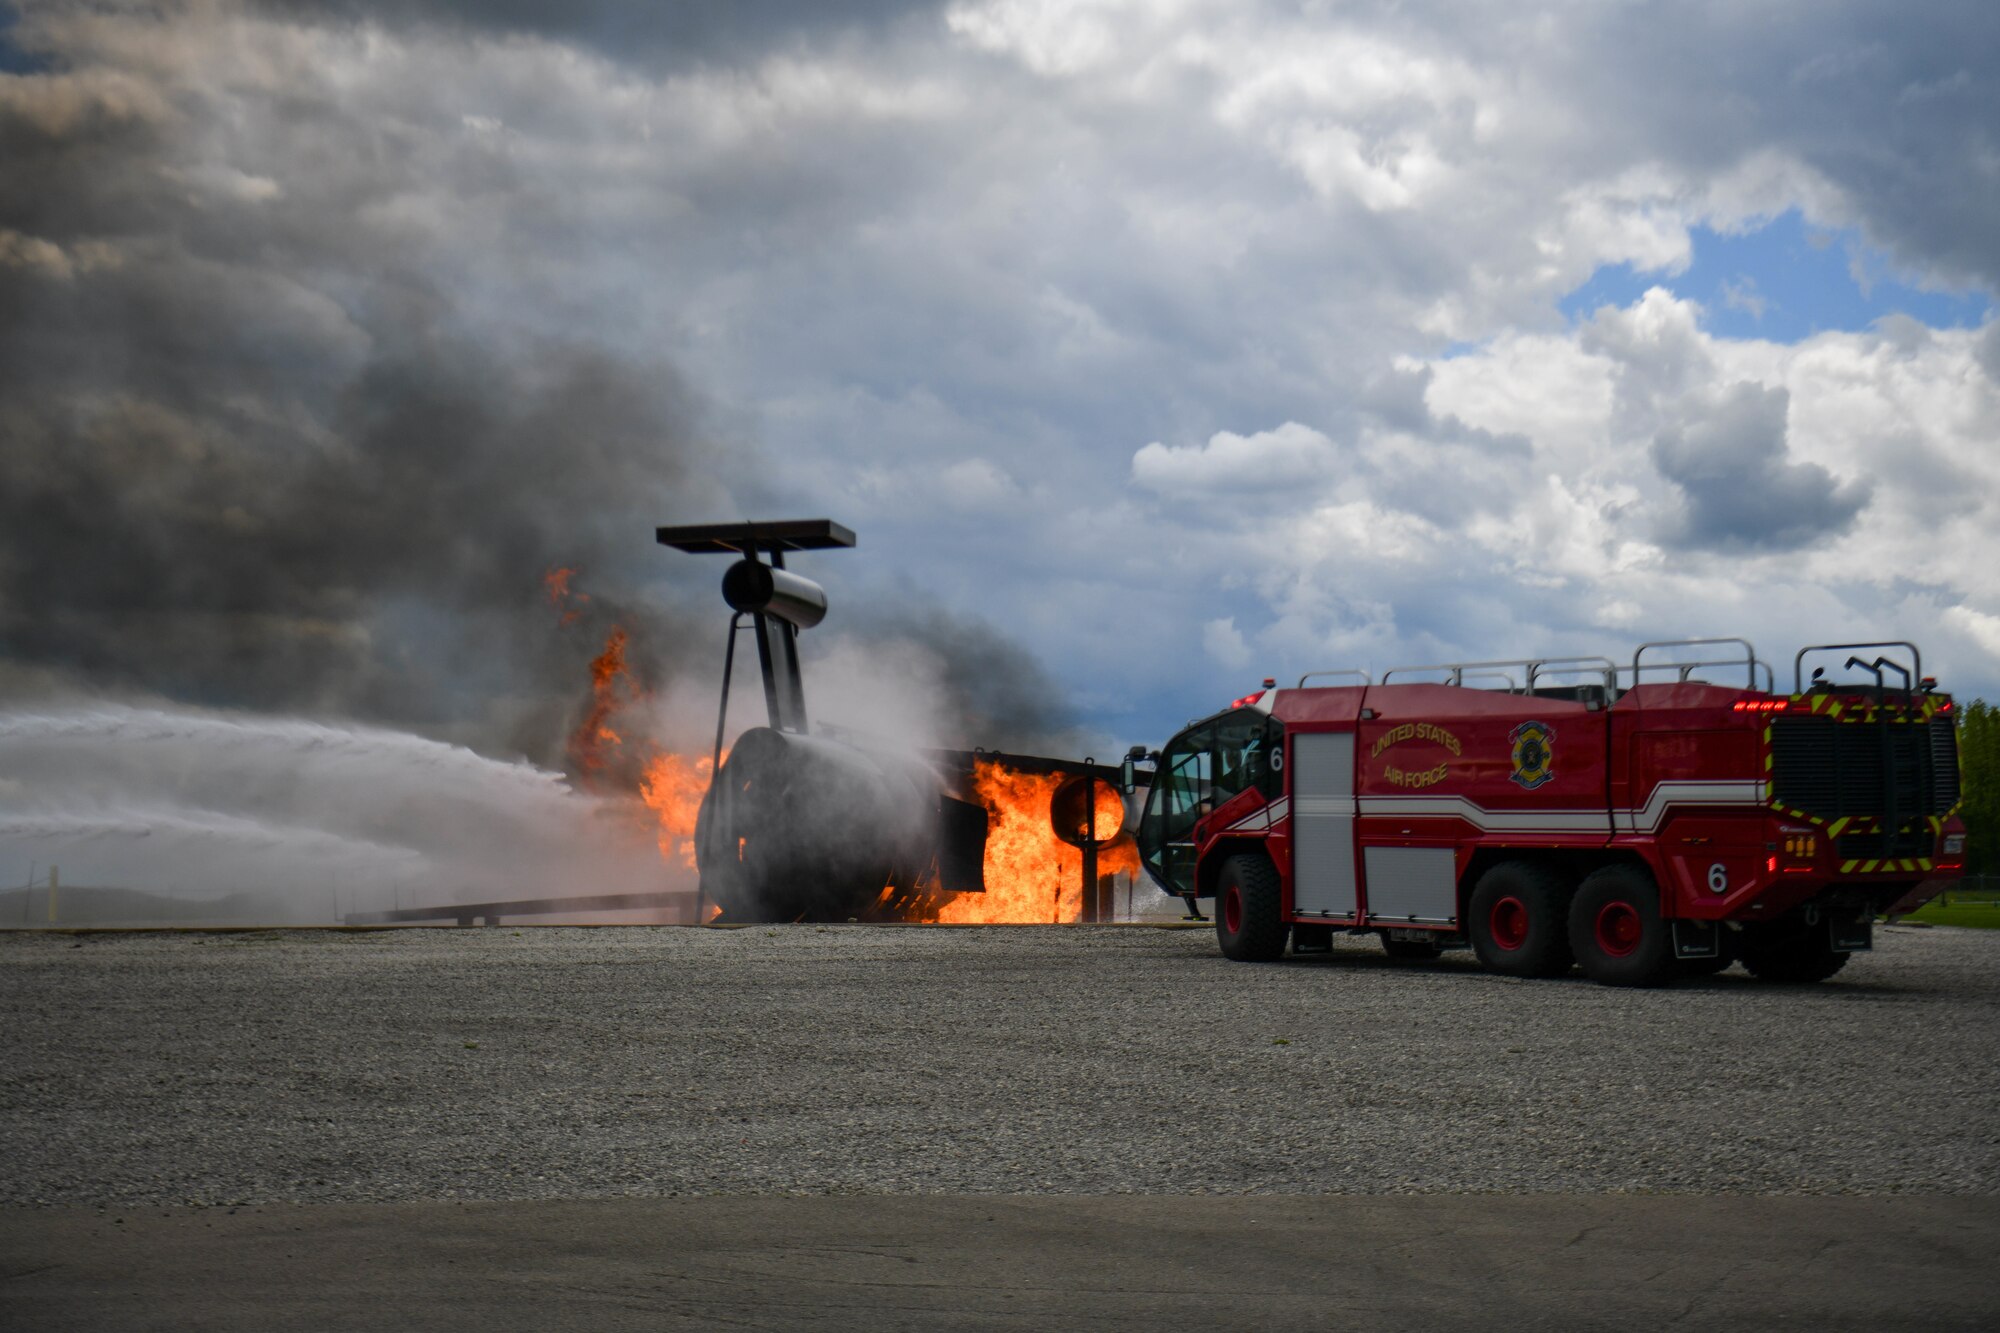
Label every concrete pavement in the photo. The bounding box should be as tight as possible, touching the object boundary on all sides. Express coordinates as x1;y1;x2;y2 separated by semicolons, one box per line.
6;1194;1998;1330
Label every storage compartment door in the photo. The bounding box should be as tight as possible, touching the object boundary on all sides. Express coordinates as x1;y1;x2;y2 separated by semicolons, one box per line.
1291;731;1357;917
1361;847;1458;925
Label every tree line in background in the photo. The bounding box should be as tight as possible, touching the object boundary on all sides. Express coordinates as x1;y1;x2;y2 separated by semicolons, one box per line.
1961;700;1997;876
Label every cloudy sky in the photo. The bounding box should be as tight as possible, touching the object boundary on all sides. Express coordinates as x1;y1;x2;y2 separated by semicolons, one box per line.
4;0;1997;762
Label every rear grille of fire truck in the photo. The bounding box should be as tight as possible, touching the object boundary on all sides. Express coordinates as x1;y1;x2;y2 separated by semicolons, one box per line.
1931;715;1961;812
1769;713;1959;860
1835;829;1930;858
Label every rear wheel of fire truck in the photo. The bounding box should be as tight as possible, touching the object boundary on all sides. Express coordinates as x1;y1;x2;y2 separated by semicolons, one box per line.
1738;926;1849;984
1215;853;1287;962
1568;865;1677;987
1468;861;1574;978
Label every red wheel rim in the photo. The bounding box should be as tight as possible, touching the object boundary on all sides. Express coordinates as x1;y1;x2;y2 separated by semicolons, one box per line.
1222;884;1243;935
1594;901;1642;957
1489;896;1529;951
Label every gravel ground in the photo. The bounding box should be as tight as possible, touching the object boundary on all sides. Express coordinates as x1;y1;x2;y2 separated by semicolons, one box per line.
2;923;1995;1205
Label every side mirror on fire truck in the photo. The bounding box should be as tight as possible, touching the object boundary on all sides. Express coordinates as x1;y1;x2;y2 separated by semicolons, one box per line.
1121;744;1148;794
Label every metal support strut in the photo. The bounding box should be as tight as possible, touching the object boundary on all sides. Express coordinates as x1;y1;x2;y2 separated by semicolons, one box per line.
714;612;746;777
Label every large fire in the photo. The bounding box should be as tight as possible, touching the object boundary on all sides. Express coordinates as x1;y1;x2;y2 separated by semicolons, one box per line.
633;746;1141;923
560;620;715;875
932;761;1140;924
545;568;1142;922
638;750;717;870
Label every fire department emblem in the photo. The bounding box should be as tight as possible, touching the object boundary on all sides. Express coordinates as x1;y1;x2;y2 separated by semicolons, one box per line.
1509;721;1555;790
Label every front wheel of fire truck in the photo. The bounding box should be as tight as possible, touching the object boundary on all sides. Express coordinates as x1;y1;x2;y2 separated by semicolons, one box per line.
1468;861;1574;978
1738;925;1849;984
1214;852;1287;962
1568;865;1678;988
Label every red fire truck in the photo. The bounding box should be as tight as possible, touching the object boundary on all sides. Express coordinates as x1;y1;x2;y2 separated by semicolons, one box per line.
1129;639;1966;986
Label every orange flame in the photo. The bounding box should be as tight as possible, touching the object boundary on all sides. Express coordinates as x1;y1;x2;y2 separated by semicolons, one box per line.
638;749;721;869
934;762;1139;924
569;625;634;779
544;565;589;625
545;569;720;899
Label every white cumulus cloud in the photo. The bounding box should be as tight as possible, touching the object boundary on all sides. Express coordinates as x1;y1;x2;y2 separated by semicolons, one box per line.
1132;422;1341;496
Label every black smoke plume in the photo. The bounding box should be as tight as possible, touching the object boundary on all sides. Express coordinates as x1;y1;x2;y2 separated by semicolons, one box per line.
0;10;730;767
0;5;1075;773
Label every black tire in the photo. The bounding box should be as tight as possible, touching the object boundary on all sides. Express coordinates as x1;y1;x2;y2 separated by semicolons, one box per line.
1568;864;1678;987
1215;852;1287;962
1468;861;1574;977
1740;926;1850;983
1380;933;1443;961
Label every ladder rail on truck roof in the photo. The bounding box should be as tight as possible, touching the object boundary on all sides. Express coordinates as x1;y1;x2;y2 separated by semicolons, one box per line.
1304;638;1779;697
1795;642;1922;693
1297;669;1372;687
1632;637;1764;687
1378;655;1619;690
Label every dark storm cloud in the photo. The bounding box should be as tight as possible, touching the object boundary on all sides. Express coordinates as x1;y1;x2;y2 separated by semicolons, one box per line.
1355;365;1438;437
1649;383;1871;552
0;10;727;767
0;0;1085;767
258;0;949;67
1977;324;2000;384
1532;0;2000;291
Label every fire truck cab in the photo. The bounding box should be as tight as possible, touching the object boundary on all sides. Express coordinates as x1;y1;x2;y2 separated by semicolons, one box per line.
1132;639;1966;987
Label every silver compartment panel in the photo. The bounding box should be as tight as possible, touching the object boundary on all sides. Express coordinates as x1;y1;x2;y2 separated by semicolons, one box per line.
1290;732;1356;916
1361;846;1457;924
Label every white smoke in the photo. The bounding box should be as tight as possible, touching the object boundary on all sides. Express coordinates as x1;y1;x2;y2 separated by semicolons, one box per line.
805;634;959;751
0;703;679;925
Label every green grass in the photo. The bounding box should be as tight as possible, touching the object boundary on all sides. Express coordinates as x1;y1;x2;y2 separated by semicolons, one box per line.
1902;898;2000;929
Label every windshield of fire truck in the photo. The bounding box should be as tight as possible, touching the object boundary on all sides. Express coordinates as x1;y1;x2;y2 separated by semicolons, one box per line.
1137;709;1283;896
